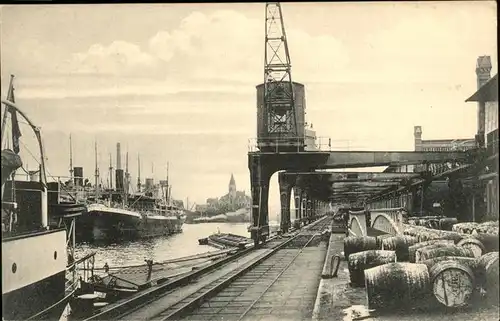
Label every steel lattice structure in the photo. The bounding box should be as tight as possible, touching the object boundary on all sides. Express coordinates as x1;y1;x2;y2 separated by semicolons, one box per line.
263;2;301;148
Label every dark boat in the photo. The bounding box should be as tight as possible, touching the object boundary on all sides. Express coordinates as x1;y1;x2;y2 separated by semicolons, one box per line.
76;149;185;242
1;86;83;321
79;197;185;242
199;232;253;249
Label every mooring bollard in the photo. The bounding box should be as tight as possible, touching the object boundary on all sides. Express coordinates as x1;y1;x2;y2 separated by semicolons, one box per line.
145;259;154;281
330;254;341;278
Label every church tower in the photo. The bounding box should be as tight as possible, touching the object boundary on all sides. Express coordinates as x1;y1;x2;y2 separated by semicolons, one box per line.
229;173;237;204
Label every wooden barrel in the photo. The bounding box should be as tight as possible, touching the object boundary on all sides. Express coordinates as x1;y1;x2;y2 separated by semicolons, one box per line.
381;236;419;262
348;250;397;287
375;234;392;250
403;226;420;237
408;240;455;263
364;262;429;311
471;233;499;253
343;236;378;261
429;260;475;308
439;218;458;231
421;256;478;275
437;231;465;244
457;238;486;258
417;231;441;242
415;245;475;263
476;252;499;302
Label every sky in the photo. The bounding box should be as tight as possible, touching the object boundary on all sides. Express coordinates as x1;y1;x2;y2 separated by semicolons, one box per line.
0;2;497;216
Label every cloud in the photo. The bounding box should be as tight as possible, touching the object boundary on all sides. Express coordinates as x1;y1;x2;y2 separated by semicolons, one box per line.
68;40;160;76
147;9;349;83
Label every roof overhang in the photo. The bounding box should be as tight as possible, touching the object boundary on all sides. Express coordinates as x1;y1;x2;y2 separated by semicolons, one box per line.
466;74;498;102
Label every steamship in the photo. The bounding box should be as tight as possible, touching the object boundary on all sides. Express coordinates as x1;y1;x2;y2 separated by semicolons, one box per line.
2;84;82;320
77;144;185;242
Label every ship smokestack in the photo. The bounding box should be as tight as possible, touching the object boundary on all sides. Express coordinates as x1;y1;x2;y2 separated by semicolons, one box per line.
116;142;122;170
115;169;124;192
74;167;83;186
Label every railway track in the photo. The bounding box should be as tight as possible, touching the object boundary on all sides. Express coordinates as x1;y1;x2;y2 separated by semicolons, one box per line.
137;217;332;321
84;216;331;321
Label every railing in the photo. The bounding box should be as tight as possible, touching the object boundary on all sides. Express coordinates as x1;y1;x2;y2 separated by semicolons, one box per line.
418;161;471;177
8;172;95;203
247;137;366;153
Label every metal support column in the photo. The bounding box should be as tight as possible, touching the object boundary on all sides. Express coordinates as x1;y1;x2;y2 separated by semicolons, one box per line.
278;172;293;233
249;155;273;246
293;186;302;228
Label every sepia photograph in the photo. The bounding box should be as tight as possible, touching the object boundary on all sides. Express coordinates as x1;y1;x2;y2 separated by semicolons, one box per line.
1;1;498;320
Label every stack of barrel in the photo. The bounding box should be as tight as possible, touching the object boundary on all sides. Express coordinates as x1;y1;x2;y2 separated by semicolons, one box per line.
343;225;499;314
407;215;450;230
452;221;499;235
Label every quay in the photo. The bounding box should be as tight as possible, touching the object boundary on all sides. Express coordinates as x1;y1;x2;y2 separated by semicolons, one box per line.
83;215;333;320
78;212;499;321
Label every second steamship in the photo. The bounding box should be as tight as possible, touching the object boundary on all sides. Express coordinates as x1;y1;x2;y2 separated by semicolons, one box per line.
76;143;185;242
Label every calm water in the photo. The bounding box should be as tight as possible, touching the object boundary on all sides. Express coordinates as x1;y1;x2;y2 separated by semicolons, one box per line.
74;221;277;269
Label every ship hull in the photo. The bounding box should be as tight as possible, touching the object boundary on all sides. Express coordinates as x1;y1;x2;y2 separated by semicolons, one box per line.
2;229;68;321
77;205;184;242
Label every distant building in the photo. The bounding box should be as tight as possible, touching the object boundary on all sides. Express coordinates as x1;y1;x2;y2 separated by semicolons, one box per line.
384;126;476;174
465;56;498;221
228;174;237;204
198;174;251;214
219;174;251;209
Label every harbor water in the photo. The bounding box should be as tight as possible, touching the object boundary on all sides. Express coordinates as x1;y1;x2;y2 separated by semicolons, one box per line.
74;222;277;269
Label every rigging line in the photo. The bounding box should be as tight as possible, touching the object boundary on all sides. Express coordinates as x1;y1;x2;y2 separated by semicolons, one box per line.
17;134;77;200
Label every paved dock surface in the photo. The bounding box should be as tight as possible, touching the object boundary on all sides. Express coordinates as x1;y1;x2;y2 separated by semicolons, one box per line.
181;243;328;321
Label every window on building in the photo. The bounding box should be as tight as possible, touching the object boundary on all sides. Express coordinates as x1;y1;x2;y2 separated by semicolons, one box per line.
485;101;498;135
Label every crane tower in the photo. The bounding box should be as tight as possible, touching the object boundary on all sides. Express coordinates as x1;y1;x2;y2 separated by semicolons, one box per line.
257;2;304;152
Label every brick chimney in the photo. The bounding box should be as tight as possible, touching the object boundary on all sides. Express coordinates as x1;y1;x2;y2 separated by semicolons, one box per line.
414;126;422;151
476;56;492;147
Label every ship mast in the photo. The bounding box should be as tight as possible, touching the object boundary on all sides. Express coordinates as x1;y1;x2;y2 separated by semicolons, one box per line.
0;75;15;143
137;154;141;193
69;134;74;181
125;148;129;204
108;153;113;190
166;161;170;205
94;140;100;198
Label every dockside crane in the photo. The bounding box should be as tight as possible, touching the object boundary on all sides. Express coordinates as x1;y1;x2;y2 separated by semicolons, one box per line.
260;2;302;152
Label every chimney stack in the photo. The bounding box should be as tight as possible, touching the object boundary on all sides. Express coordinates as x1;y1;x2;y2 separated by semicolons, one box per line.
475;56;492;147
476;56;492;89
116;142;122;170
